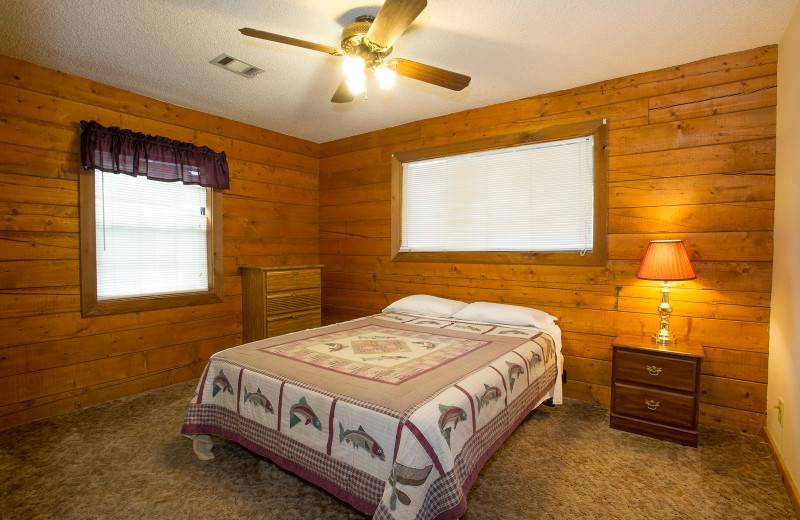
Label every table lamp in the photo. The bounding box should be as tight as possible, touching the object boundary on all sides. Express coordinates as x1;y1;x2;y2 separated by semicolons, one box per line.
636;240;696;345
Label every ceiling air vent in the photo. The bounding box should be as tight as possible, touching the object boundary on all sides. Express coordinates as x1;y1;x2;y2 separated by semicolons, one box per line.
210;54;264;78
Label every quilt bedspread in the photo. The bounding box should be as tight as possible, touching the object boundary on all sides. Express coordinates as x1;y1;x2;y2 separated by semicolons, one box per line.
181;313;559;520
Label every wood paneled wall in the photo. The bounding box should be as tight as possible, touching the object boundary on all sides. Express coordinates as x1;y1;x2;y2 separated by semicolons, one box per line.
0;55;319;429
0;46;777;433
318;46;777;433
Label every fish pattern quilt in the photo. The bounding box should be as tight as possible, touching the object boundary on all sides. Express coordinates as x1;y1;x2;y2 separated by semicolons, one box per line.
182;313;559;520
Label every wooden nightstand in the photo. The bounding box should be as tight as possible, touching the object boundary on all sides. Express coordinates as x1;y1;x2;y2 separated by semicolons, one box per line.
610;335;704;447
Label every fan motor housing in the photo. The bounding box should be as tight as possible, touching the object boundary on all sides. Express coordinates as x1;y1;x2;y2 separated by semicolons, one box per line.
341;16;392;58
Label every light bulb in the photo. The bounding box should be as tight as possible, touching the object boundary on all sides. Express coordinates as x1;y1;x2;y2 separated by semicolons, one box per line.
342;56;365;79
374;63;396;89
346;75;366;94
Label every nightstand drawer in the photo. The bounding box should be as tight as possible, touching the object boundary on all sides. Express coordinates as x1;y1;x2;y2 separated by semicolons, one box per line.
613;381;696;428
266;288;321;315
615;349;697;392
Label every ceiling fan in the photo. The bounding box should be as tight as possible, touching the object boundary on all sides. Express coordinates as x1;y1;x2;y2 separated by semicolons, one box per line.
239;0;471;103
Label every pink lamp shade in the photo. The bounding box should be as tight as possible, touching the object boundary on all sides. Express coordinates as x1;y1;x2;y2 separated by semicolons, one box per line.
637;240;696;281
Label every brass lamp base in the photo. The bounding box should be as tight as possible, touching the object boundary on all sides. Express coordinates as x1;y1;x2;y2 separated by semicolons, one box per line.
652;329;676;345
652;281;677;345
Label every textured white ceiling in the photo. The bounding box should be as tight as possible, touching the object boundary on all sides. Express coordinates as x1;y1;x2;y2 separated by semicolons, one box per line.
0;0;796;143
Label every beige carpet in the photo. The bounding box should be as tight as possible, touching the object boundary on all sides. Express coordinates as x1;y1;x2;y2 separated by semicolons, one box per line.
0;379;796;520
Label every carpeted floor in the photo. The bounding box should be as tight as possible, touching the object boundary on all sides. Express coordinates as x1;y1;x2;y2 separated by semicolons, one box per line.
0;379;796;520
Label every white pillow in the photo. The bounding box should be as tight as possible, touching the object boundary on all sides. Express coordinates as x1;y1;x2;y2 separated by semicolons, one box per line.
382;295;468;318
452;302;557;329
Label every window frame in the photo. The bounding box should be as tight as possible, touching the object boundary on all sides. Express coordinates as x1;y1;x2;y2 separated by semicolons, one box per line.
79;171;224;317
391;119;609;266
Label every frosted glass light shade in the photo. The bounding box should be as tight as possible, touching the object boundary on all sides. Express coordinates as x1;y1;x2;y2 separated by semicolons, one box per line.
346;75;366;93
343;56;365;78
374;64;396;88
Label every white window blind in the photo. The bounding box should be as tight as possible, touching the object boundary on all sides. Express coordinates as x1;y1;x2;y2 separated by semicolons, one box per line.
401;136;594;252
95;170;209;299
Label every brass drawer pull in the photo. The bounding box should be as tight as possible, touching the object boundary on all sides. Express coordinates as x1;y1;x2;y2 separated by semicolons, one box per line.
645;399;660;411
268;315;301;322
646;365;662;376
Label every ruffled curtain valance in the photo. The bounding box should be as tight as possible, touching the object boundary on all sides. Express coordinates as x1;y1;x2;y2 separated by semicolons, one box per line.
80;120;229;189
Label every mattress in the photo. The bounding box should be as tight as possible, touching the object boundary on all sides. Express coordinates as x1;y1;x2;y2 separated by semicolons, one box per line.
182;312;561;519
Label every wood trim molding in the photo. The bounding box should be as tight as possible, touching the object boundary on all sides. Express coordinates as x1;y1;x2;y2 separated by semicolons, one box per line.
390;119;609;265
209;188;224;300
761;426;800;517
79;171;224;317
79;170;99;315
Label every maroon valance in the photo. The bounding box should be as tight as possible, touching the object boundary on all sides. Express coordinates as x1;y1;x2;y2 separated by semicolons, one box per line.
80;120;229;189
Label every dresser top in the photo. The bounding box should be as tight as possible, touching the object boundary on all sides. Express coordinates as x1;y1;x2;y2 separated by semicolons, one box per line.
612;334;705;358
240;265;323;272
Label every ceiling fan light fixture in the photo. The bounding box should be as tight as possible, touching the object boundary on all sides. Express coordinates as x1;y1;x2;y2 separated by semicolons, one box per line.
238;0;472;104
374;63;396;88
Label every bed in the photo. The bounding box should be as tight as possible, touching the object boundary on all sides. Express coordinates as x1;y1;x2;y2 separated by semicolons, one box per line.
182;297;562;519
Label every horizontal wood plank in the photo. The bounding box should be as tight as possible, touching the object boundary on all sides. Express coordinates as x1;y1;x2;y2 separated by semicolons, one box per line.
609;172;774;208
611;107;776;156
608;138;775;182
649;77;776;123
609;231;774;262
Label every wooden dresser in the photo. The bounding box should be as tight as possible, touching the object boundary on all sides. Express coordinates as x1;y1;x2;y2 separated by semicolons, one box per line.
241;265;322;343
610;335;704;447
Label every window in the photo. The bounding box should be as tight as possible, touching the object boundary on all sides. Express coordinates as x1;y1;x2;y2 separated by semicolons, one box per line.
402;136;594;252
79;120;225;317
391;119;608;265
95;171;210;298
80;172;223;316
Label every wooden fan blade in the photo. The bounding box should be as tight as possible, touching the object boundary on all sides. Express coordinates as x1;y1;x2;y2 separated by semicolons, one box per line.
366;0;427;48
239;28;340;55
331;79;355;103
393;59;471;91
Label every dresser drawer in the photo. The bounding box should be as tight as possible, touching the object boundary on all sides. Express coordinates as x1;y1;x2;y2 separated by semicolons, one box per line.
266;309;321;337
266;288;321;315
615;349;697;392
266;269;321;293
613;381;696;428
